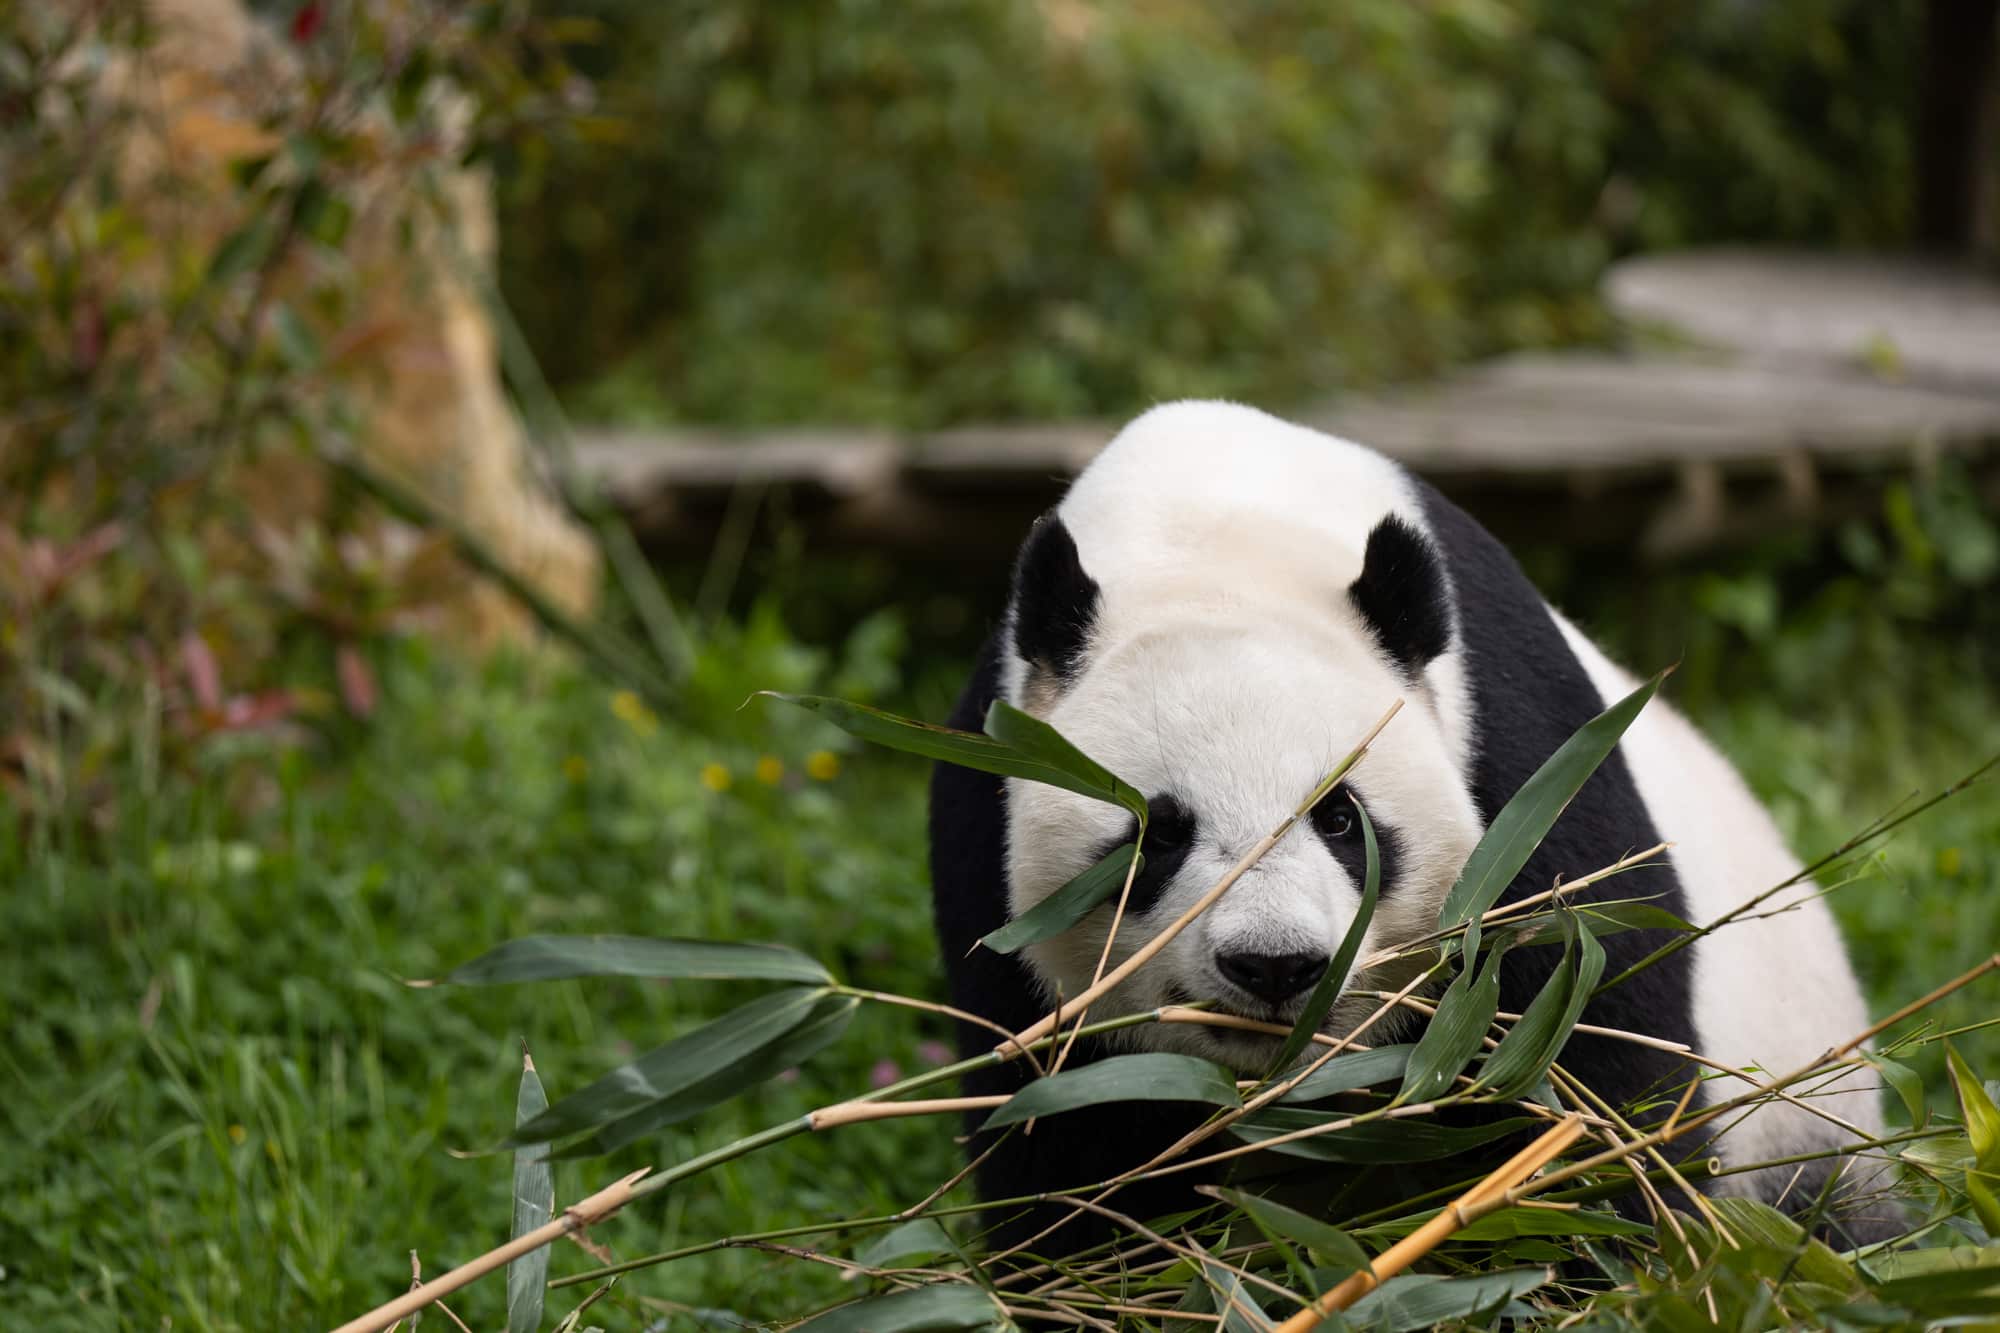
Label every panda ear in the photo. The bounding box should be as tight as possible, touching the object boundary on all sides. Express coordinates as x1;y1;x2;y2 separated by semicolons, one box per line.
1348;514;1451;675
1011;513;1099;683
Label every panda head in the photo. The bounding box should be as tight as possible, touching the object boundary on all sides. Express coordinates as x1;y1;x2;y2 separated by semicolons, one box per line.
998;498;1484;1072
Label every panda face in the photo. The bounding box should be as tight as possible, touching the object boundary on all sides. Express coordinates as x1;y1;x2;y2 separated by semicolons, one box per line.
1004;616;1483;1071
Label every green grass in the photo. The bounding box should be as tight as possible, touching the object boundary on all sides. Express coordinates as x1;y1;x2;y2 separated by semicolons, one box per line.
4;586;1995;1330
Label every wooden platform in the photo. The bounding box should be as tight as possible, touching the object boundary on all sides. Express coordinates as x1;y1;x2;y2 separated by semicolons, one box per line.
574;252;2000;562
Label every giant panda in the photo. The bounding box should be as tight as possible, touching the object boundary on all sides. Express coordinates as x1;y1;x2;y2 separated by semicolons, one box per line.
928;400;1889;1254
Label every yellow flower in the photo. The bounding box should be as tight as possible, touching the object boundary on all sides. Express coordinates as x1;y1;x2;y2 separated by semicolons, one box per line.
1937;846;1963;878
805;749;841;781
609;689;658;736
228;1124;247;1144
700;762;732;793
755;754;785;785
562;754;589;783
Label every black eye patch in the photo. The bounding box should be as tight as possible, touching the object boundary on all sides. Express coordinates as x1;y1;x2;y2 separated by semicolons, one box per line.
1088;794;1198;918
1311;791;1403;897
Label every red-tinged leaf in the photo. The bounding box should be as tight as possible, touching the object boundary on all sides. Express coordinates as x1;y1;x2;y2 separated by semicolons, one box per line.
181;633;223;712
336;643;377;719
290;2;323;43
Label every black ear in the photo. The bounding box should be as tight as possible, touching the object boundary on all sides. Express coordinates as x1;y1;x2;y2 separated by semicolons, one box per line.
1010;514;1099;683
1349;514;1451;675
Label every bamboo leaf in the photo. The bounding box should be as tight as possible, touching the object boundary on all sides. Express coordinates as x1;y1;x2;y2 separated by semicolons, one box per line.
507;1052;554;1333
1229;1111;1534;1163
1872;1055;1927;1128
855;1219;954;1271
980;844;1141;955
794;1283;1007;1333
426;935;830;987
553;993;858;1158
511;987;825;1146
1946;1042;2000;1235
1207;1188;1373;1280
1475;918;1606;1100
982;1053;1240;1130
1437;671;1664;930
1395;939;1509;1105
983;699;1149;822
1504;898;1690;948
1340;1269;1550;1331
1198;1253;1275;1333
1279;1046;1415;1105
763;692;1143;818
1268;796;1378;1076
1708;1198;1854;1291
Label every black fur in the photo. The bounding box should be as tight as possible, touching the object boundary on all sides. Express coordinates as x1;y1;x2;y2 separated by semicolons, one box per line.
928;634;1213;1254
1348;514;1452;676
1311;792;1405;903
1410;480;1701;1122
1010;515;1099;684
928;480;1814;1253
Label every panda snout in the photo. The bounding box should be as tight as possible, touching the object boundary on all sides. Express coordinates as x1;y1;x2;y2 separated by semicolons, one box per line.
1214;950;1330;1007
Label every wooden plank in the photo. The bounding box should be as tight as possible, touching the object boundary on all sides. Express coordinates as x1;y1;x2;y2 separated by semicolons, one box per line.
578;428;898;507
1605;249;2000;394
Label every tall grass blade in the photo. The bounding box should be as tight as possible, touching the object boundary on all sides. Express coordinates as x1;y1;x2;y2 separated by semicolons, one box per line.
1436;671;1664;931
1269;796;1378;1076
507;1052;554;1333
510;987;825;1146
427;935;830;987
983;1052;1241;1129
980;844;1141;955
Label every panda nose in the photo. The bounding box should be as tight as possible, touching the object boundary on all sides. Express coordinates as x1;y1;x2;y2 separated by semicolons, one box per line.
1216;951;1330;1006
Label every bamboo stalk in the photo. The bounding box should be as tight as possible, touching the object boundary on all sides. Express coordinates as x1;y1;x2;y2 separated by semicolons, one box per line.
1000;700;1403;1056
1272;1115;1586;1333
327;1170;649;1333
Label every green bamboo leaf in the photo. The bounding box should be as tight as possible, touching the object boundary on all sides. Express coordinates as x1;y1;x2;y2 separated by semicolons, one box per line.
507;1051;554;1333
1866;1263;2000;1314
762;692;1143;817
1340;1269;1550;1331
1475;918;1606;1100
983;1053;1240;1130
1268;796;1378;1076
983;699;1149;822
1208;1188;1373;1280
1395;939;1509;1105
794;1283;1007;1333
1358;1203;1647;1244
204;218;271;286
855;1219;954;1271
1229;1111;1533;1163
1945;1042;2000;1235
1708;1198;1855;1291
423;935;830;988
1437;671;1664;930
553;993;858;1158
510;987;824;1146
1872;1055;1927;1128
1504;898;1690;948
1198;1252;1276;1333
980;844;1141;955
1279;1045;1415;1105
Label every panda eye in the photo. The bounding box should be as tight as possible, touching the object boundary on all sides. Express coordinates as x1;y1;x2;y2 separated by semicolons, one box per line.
1143;795;1195;854
1313;799;1359;841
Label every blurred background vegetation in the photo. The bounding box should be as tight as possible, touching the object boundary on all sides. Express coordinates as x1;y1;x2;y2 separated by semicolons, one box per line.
3;0;1995;1329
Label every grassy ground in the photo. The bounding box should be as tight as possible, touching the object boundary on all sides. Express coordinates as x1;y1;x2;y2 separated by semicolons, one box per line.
5;569;1996;1330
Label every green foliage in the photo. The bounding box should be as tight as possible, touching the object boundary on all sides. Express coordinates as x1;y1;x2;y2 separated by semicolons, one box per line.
502;0;1917;427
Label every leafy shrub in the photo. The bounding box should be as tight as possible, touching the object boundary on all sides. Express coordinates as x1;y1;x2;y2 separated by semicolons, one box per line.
501;0;1917;426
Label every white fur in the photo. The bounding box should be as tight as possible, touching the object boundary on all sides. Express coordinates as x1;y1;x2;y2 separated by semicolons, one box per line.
1554;617;1884;1182
1002;402;1484;1067
999;400;1880;1181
